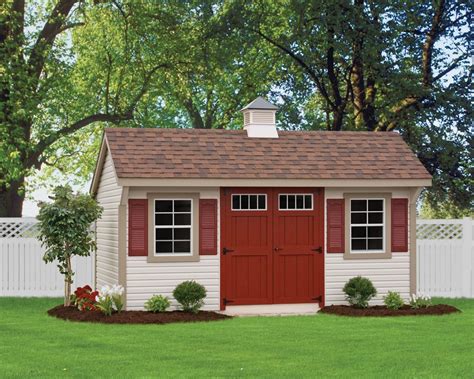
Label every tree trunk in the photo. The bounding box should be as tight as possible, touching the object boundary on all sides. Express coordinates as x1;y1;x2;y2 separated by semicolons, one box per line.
0;177;25;217
64;255;72;306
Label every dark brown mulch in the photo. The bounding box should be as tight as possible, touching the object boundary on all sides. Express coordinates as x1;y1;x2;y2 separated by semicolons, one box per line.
48;305;232;324
319;304;460;317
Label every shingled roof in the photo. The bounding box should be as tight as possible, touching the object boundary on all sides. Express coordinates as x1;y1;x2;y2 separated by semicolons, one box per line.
102;128;431;180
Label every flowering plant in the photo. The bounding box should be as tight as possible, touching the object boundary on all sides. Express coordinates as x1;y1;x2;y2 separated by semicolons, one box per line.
409;293;432;309
72;285;98;311
95;285;124;316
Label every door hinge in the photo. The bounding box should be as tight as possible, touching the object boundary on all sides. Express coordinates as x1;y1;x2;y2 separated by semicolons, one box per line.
223;298;234;305
311;246;323;254
223;247;234;255
312;295;322;302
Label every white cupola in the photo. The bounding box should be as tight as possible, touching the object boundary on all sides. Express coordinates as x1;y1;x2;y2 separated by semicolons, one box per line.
241;97;279;138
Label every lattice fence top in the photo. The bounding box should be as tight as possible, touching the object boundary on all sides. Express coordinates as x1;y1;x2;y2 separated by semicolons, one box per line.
0;218;39;238
416;221;463;240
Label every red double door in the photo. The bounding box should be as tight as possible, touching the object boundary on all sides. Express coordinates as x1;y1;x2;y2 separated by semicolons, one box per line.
221;188;324;307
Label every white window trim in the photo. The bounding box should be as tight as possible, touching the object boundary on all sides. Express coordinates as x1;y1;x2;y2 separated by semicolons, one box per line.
278;193;314;211
349;198;385;254
231;194;267;211
154;198;193;257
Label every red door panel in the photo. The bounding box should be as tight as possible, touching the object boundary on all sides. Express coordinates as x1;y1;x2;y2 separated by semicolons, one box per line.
222;188;273;305
273;188;324;304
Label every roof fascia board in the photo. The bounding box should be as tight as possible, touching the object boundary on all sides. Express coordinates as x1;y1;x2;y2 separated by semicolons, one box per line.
90;135;113;197
117;178;432;188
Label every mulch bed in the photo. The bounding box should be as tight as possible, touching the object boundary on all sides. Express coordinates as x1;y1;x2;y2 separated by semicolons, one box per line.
319;304;460;317
48;305;232;324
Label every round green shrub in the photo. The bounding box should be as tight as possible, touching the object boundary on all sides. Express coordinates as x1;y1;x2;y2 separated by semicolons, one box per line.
383;291;404;310
173;281;207;313
343;276;377;308
145;294;170;313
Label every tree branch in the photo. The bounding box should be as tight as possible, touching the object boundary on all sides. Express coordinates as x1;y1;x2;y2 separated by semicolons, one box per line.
432;53;469;82
28;0;78;82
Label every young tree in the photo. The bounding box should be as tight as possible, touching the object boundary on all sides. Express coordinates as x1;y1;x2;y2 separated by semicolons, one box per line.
37;186;102;306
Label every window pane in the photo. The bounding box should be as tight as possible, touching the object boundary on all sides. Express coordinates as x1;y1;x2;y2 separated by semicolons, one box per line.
174;228;190;240
232;195;240;210
368;239;383;250
156;228;172;240
369;200;383;211
352;227;367;238
174;200;191;213
352;239;367;250
368;226;383;237
368;212;383;224
305;195;312;209
156;241;172;254
288;195;296;209
174;241;190;253
279;195;287;209
156;200;172;213
241;195;249;209
174;214;191;226
296;195;304;209
155;214;172;226
258;195;266;209
351;200;367;211
351;212;367;224
250;195;257;209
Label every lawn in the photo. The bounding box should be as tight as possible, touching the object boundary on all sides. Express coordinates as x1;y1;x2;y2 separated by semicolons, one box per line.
0;298;472;378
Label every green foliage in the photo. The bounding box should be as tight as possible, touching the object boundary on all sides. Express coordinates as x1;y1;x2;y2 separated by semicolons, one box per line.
173;281;207;313
383;291;404;310
145;295;171;313
37;185;102;305
343;276;377;308
409;293;432;309
419;197;473;219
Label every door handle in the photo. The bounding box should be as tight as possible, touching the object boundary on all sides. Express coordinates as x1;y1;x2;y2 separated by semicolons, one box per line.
312;246;323;254
274;247;282;252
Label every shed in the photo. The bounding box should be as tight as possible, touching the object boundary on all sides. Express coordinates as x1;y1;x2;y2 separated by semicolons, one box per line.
91;97;431;313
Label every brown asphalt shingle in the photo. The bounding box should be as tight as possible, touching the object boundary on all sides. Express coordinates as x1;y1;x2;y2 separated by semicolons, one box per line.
104;128;431;180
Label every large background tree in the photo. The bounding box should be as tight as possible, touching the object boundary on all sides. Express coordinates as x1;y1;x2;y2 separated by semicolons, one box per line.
1;0;471;216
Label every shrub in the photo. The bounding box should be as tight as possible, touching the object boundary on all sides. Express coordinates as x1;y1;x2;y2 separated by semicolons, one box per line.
173;281;207;313
409;293;432;309
343;276;377;308
72;285;98;311
96;285;124;316
383;291;404;310
145;295;171;313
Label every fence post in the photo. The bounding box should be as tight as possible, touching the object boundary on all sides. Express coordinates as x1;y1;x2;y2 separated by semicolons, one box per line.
461;217;473;297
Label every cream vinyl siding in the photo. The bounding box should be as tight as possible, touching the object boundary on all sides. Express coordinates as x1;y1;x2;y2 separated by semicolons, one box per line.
126;187;220;311
325;187;411;305
95;150;122;288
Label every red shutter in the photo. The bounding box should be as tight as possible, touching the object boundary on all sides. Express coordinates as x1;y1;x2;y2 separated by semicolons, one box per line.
128;199;148;256
392;198;408;252
200;199;217;255
327;199;345;253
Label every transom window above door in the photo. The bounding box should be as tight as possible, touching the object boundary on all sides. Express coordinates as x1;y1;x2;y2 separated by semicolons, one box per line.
350;199;384;252
279;194;313;210
232;194;267;210
154;199;192;255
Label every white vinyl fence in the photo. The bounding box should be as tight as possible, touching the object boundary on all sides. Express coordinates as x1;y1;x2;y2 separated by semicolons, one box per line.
417;217;473;298
0;218;94;296
0;217;473;298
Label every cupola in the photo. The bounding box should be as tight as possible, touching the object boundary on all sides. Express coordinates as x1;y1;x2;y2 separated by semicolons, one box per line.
241;97;278;138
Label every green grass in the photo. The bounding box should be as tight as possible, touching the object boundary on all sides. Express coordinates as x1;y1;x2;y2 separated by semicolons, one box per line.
0;298;473;378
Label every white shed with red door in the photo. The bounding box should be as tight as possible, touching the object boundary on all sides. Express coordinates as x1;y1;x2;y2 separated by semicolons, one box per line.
91;98;431;313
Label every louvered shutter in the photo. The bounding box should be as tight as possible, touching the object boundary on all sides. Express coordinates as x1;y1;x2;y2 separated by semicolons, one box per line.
327;199;345;253
128;199;148;256
199;199;217;255
391;198;408;252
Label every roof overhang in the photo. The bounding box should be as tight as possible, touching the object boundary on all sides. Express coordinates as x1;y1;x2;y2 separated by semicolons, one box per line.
90;134;109;197
116;178;432;188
